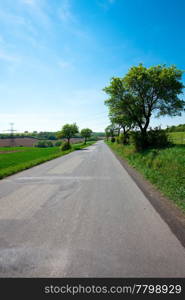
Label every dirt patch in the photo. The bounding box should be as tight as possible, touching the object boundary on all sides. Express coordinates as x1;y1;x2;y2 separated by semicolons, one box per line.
0;138;38;147
107;144;185;249
0;150;25;154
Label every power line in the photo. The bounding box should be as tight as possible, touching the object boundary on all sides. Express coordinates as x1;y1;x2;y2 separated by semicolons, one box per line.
3;123;17;147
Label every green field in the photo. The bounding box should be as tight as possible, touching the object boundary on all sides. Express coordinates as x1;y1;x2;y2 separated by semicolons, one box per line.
168;131;185;144
106;141;185;212
0;141;95;179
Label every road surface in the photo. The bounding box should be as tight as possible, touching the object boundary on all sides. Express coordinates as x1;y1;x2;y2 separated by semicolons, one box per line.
0;141;185;277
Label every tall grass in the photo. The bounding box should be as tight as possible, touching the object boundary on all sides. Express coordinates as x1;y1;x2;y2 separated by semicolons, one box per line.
106;141;185;212
168;132;185;145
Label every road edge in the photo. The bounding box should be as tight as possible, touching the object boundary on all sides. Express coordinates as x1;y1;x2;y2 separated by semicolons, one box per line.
105;142;185;249
0;141;97;180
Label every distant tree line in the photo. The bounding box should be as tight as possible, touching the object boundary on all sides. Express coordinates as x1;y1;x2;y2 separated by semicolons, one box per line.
165;124;185;132
57;123;94;150
0;131;105;140
0;132;57;140
32;124;103;149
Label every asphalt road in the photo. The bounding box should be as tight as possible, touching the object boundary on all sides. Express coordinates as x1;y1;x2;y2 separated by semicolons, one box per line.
0;141;185;277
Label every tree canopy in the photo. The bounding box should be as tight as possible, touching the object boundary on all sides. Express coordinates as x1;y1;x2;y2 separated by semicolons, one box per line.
105;124;118;139
81;128;92;144
57;123;79;144
104;64;185;148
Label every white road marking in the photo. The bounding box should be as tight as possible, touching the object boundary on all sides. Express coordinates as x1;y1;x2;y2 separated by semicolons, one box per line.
4;176;111;182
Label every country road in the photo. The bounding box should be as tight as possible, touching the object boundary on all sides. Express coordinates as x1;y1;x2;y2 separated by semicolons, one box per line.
0;141;185;277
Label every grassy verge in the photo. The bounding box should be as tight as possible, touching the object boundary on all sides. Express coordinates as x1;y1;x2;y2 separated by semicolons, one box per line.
0;141;96;179
168;131;185;145
106;141;185;212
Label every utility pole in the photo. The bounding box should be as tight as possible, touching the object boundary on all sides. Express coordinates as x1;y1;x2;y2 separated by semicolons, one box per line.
4;123;17;147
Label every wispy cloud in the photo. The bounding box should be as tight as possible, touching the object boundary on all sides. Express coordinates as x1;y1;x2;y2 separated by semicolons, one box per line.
0;50;19;63
0;10;26;25
20;0;52;30
58;0;75;23
58;0;93;42
0;0;50;41
98;0;116;10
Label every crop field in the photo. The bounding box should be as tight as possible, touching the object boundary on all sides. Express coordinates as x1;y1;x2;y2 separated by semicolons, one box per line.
168;132;185;144
0;141;95;179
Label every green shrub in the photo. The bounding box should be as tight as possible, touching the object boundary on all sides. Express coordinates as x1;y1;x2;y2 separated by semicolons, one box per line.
120;132;130;145
131;127;171;151
88;135;98;141
35;140;54;148
111;137;115;143
35;141;48;148
55;141;62;147
130;132;143;151
46;141;53;147
116;136;120;143
147;127;172;148
61;142;71;151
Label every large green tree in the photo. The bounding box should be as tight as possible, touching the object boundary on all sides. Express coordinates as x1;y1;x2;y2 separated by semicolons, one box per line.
104;64;185;148
81;128;92;144
57;123;79;145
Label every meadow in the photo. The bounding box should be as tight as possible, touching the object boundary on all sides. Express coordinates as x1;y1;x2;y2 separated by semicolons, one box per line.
106;141;185;212
0;141;95;179
168;132;185;145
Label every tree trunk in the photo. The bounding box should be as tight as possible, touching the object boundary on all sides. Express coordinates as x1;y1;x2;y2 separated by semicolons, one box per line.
141;116;151;149
122;127;128;144
137;119;150;150
140;128;148;149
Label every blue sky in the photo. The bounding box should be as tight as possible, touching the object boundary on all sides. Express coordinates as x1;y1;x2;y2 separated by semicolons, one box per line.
0;0;185;132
